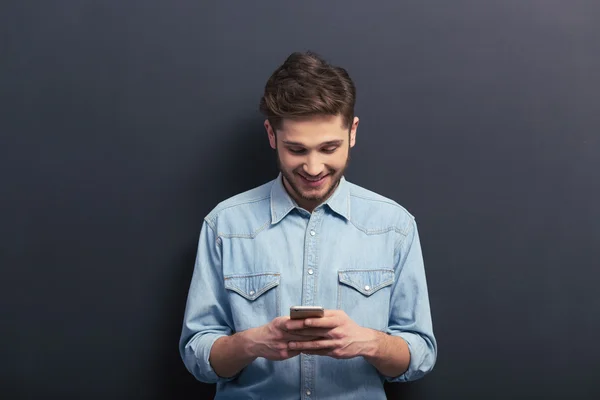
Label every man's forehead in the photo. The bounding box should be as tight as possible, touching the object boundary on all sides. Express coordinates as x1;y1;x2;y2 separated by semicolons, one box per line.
278;115;347;142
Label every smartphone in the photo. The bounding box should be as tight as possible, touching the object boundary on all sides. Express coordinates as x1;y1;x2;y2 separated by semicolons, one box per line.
290;306;324;319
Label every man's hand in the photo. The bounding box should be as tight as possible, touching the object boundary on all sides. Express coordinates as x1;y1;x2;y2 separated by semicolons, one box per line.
244;316;324;361
212;311;410;379
283;310;379;359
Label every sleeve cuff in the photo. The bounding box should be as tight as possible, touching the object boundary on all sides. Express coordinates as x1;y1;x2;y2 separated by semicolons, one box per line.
383;331;434;383
193;333;240;383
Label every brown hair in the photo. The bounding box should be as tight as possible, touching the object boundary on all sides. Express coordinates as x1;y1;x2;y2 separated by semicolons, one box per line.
259;51;356;132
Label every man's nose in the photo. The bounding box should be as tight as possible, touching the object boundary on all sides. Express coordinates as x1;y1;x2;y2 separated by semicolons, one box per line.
303;154;324;177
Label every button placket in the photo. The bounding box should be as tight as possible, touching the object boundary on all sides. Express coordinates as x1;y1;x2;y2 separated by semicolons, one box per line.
301;209;322;400
303;210;322;306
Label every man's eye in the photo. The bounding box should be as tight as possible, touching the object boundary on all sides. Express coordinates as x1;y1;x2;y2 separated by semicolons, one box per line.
322;147;338;153
289;148;306;154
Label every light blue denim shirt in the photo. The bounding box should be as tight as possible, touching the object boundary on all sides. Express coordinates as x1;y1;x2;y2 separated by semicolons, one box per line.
179;174;437;399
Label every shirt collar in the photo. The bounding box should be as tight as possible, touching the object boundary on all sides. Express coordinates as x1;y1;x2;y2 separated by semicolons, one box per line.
270;173;296;224
324;176;351;220
270;173;351;224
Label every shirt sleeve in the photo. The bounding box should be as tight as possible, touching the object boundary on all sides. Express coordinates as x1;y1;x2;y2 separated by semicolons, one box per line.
384;217;438;382
178;218;237;384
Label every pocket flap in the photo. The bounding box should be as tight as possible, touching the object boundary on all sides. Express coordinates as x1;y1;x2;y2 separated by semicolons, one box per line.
224;272;280;301
338;269;394;296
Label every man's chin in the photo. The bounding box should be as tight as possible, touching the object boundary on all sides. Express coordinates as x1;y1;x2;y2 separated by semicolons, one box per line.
299;193;326;203
296;181;337;202
281;170;343;207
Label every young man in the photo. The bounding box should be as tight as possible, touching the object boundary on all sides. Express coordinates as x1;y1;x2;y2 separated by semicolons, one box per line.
179;51;437;399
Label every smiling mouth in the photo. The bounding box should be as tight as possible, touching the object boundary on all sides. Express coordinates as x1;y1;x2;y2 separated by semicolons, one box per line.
302;175;324;181
299;174;328;186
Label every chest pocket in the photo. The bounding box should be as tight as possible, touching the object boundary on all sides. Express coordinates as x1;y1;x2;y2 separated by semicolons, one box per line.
224;272;281;332
337;269;394;330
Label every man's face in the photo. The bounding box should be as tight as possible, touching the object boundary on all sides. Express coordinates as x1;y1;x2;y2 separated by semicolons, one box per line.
266;114;359;211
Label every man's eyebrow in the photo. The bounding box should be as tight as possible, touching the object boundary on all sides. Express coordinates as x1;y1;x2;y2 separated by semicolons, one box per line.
281;140;344;146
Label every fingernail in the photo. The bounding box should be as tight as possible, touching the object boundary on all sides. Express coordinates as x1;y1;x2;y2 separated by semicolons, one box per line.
289;342;297;349
305;319;312;326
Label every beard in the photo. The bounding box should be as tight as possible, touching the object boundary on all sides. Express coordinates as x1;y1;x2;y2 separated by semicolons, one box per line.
276;148;350;207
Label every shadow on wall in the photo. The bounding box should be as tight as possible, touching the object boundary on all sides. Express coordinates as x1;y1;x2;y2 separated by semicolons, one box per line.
153;117;276;400
385;379;426;399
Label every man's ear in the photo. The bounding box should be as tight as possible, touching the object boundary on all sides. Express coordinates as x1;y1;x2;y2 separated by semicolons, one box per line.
349;116;359;148
265;119;277;149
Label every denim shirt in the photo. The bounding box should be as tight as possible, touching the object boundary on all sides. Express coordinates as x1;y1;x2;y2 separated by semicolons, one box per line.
179;174;437;400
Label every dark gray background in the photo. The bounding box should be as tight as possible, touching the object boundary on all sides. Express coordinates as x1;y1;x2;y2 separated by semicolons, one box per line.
2;1;599;399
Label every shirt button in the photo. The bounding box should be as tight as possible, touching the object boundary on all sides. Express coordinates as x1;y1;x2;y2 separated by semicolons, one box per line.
310;230;316;236
249;290;255;296
307;268;314;275
306;390;311;396
364;285;371;291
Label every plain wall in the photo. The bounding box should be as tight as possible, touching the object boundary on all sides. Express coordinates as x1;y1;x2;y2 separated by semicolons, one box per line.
2;1;599;399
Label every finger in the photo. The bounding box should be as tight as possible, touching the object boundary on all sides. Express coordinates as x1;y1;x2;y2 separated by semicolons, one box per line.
284;334;322;341
284;318;308;331
288;339;338;351
275;316;291;328
323;309;346;317
286;328;331;338
303;316;340;329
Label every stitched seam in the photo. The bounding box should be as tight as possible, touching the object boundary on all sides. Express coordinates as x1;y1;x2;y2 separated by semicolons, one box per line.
219;219;270;239
214;195;270;214
347;192;351;220
224;279;280;300
271;201;294;224
203;219;221;249
223;286;251;299
338;268;395;296
347;220;406;235
204;217;217;232
254;281;280;299
270;194;276;223
313;211;323;306
276;276;281;317
338;268;394;273
349;193;402;207
339;278;394;296
400;217;413;236
337;279;342;309
394;220;414;254
224;272;280;279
